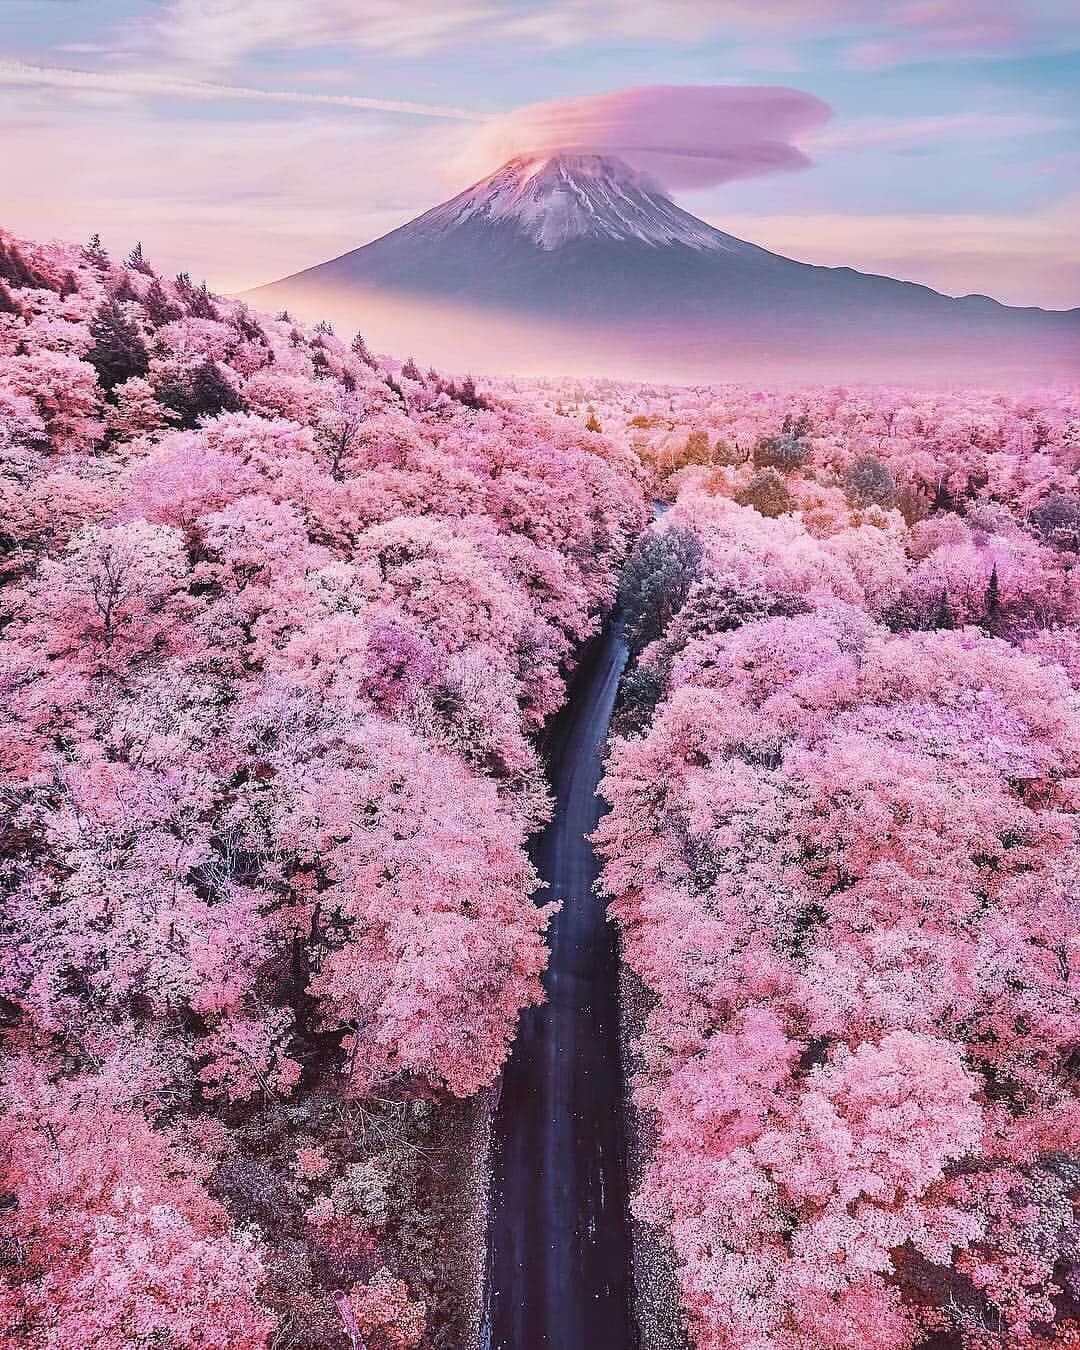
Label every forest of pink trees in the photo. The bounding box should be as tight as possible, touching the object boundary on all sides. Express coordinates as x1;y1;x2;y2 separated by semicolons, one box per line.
588;382;1079;1348
2;226;1078;1350
0;229;645;1345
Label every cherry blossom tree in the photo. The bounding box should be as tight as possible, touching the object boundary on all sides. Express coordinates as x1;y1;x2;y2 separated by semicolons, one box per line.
592;383;1080;1348
0;225;645;1346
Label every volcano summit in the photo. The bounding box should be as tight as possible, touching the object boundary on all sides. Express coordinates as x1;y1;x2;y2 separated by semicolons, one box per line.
248;153;1080;382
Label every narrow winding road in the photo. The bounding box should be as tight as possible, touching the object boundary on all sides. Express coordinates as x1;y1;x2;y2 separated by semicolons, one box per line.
485;617;634;1350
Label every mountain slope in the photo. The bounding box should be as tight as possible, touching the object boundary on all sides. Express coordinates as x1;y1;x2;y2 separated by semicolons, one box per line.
371;153;762;254
248;153;1080;381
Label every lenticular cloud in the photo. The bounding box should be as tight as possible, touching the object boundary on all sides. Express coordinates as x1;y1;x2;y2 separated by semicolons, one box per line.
457;84;832;188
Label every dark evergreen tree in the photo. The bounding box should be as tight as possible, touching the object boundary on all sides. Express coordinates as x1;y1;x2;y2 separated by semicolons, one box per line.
985;564;1003;636
187;359;242;421
82;232;110;270
111;272;138;303
141;278;182;327
458;375;487;410
191;281;218;320
154;372;189;423
86;298;150;391
350;331;376;367
782;411;813;439
934;588;956;630
0;240;47;290
59;270;79;299
125;241;154;275
932;478;954;513
230;308;266;345
612;660;667;738
174;273;217;319
617;525;703;655
157;360;242;428
401;356;422;381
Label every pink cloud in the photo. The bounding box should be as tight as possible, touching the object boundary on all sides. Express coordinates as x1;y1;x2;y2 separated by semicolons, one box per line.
141;0;506;65
893;0;1021;45
112;0;1068;71
454;84;831;189
844;0;1025;66
810;112;1066;152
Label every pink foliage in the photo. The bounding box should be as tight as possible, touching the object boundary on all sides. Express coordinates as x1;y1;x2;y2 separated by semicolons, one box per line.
0;226;645;1341
0;1055;274;1347
592;377;1080;1348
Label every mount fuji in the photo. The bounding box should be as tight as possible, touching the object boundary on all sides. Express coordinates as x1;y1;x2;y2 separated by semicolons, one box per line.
247;152;1080;382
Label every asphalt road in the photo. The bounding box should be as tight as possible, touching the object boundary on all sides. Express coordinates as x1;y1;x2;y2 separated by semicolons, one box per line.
485;617;634;1350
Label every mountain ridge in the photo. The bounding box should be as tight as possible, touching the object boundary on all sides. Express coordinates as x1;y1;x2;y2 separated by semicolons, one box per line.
247;152;1080;381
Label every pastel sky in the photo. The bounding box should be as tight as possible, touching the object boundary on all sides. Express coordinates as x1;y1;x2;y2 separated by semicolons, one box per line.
2;0;1078;307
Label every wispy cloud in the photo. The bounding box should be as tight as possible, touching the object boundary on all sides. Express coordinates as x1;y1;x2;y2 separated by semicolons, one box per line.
810;112;1069;152
127;0;1074;67
135;0;505;65
0;59;484;120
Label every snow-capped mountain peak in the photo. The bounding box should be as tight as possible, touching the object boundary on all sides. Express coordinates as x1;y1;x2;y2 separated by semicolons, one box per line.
411;152;748;252
249;147;1080;384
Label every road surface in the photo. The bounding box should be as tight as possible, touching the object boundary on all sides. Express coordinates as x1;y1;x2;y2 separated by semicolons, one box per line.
485;618;634;1349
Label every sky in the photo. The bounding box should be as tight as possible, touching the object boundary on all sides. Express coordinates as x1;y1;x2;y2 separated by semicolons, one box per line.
1;0;1078;307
